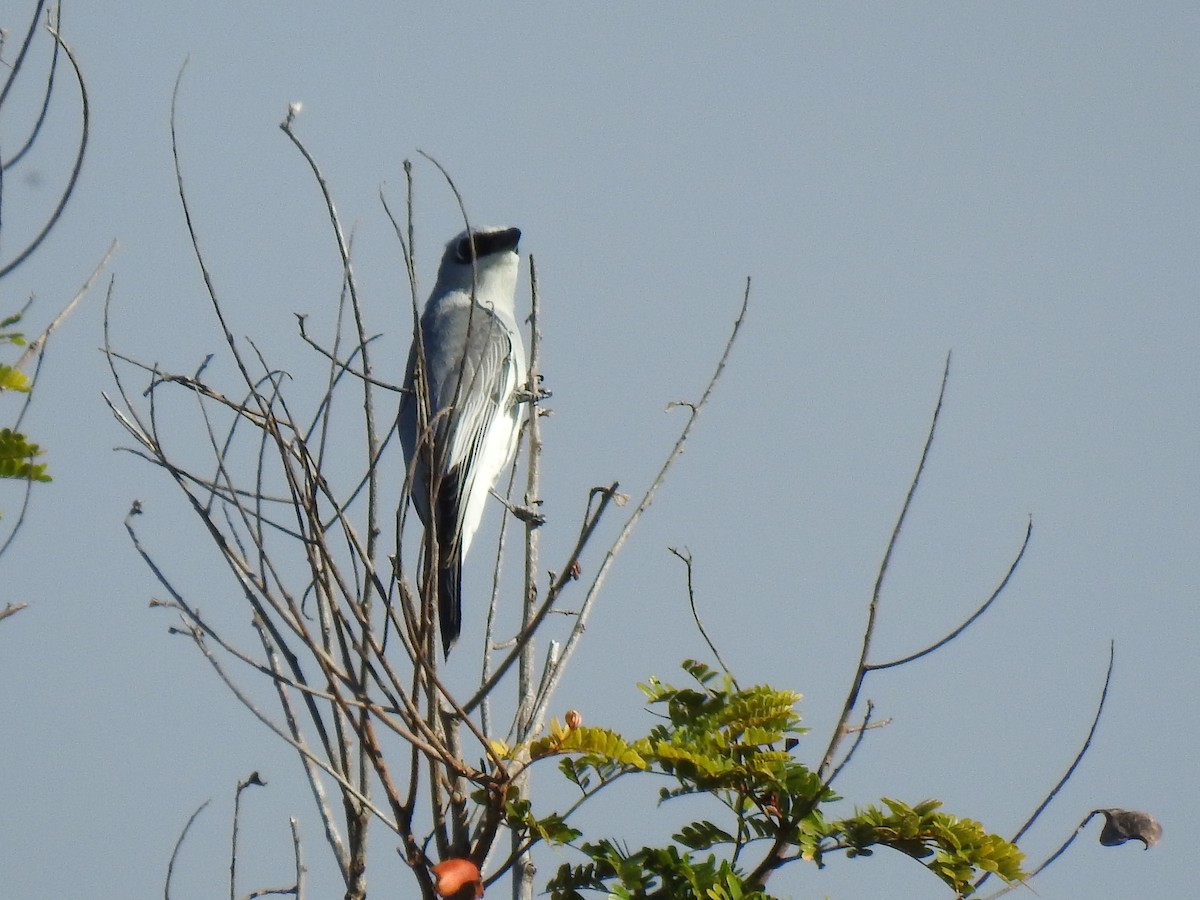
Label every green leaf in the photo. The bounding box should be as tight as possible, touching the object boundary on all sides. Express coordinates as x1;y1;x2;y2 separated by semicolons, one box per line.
545;664;1021;900
530;724;649;770
0;365;32;393
675;820;736;851
0;428;50;482
506;797;582;846
681;658;720;687
0;310;26;345
829;798;1025;894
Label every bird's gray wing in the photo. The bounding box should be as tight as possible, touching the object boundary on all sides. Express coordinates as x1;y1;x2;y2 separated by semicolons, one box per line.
422;302;521;554
400;299;522;655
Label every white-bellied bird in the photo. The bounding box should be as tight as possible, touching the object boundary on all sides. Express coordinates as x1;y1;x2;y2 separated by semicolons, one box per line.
400;226;526;656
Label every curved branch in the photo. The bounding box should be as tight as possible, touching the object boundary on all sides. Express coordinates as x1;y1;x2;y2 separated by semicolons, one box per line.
669;546;738;689
0;0;47;109
976;641;1116;894
871;517;1032;671
280;110;380;578
164;799;211;900
1;2;57;171
0;20;89;280
526;278;752;734
818;352;950;780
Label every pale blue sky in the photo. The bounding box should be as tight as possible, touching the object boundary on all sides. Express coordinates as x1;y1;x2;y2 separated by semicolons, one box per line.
0;4;1195;897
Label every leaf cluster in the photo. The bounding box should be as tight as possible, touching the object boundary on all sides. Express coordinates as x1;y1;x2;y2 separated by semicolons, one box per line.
0;427;49;483
512;661;1023;898
828;798;1025;896
0;313;50;488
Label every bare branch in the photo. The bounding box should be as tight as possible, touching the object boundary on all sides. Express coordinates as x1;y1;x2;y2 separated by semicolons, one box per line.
977;641;1117;893
462;483;617;715
871;517;1033;671
165;799;211;900
982;806;1161;900
0;601;27;623
291;817;305;899
231;771;268;900
527;278;752;733
818;352;951;780
0;1;48;110
669;546;738;689
0;476;34;561
0;20;89;280
511;252;546;900
169;61;259;399
824;700;891;785
16;239;117;371
1;1;56;171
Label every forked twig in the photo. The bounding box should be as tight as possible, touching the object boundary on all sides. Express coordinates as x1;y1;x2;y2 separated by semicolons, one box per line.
0;1;49;110
231;771;267;900
16;239;116;371
818;353;1036;787
669;546;738;689
871;517;1032;671
820;353;952;779
0;20;89;280
0;1;57;171
527;278;752;733
824;700;887;785
977;641;1117;894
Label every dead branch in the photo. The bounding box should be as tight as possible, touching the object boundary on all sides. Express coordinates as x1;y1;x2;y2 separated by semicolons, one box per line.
0;15;89;279
977;641;1117;894
526;277;752;735
165;799;211;900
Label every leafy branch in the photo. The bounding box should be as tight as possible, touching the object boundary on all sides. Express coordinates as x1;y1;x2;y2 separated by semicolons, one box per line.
531;661;1024;899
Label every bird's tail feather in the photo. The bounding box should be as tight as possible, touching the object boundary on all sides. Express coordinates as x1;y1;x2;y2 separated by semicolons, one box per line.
434;479;464;657
438;552;462;657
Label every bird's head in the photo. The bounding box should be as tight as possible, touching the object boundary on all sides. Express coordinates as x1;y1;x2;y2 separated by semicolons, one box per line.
435;226;522;304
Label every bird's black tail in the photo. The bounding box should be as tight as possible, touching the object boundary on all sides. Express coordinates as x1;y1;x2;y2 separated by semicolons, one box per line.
438;549;463;657
433;473;464;657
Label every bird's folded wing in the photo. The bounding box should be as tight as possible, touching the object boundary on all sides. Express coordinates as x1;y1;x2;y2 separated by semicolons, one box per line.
431;310;520;553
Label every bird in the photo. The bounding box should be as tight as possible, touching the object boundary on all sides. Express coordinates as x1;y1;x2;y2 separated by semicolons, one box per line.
399;225;526;656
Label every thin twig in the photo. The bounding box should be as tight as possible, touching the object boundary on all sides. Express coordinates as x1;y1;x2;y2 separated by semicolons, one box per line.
976;641;1117;894
0;1;48;110
231;771;267;900
669;546;738;689
870;517;1033;671
190;622;399;832
294;320;400;392
16;240;116;371
0;476;34;561
824;700;887;785
818;352;951;780
0;20;88;279
1;1;57;171
169;61;260;401
165;799;211;900
528;278;752;732
0;602;27;623
291;817;305;899
255;616;351;882
462;484;616;715
509;253;545;900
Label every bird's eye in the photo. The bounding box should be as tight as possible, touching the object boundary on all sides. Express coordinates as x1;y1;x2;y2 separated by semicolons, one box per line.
454;236;475;264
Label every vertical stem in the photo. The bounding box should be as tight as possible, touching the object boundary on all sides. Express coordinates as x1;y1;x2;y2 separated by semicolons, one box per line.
513;257;543;900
